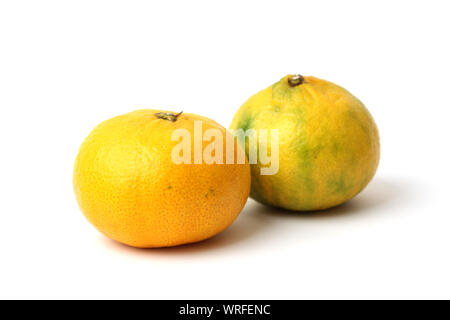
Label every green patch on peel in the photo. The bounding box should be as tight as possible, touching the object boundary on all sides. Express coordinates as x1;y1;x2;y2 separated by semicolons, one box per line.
249;165;265;202
236;111;253;133
295;140;316;194
347;109;370;137
328;174;353;195
272;80;293;101
331;142;341;155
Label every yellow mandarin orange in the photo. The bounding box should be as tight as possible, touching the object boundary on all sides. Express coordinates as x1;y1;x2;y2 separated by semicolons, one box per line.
74;109;250;248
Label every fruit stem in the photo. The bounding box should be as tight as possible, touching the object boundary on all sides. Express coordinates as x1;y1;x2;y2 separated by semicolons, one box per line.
288;74;305;87
155;111;183;122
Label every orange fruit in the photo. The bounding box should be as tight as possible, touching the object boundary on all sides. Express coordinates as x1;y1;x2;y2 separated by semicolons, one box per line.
73;109;250;248
230;75;380;211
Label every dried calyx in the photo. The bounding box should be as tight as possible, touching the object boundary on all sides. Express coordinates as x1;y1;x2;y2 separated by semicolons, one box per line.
288;74;305;87
155;111;183;122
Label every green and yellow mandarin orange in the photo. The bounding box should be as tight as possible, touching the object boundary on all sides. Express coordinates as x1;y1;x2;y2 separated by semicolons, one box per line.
230;75;380;211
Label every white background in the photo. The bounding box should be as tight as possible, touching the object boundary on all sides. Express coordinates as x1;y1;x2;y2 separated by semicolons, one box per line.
0;0;449;299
